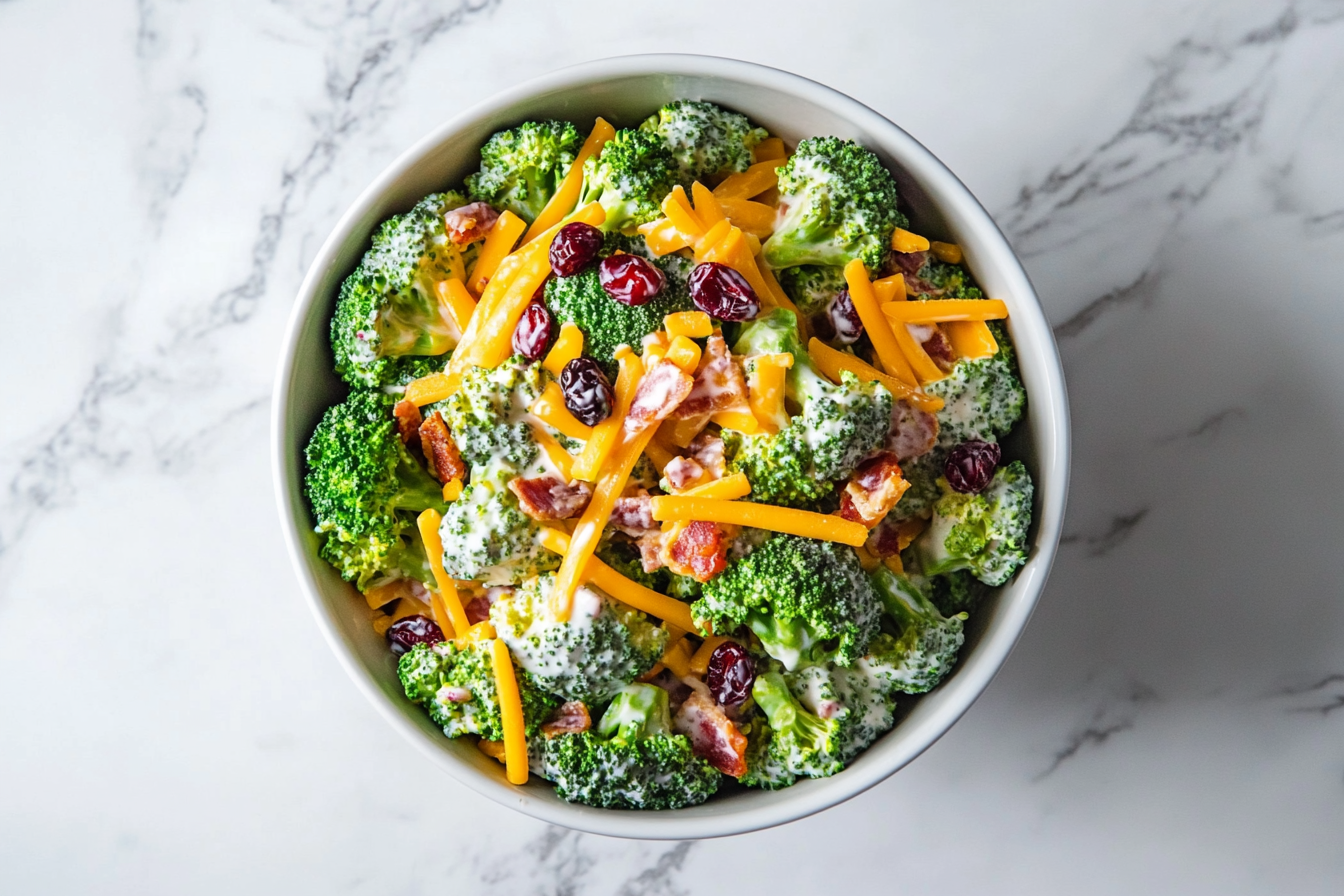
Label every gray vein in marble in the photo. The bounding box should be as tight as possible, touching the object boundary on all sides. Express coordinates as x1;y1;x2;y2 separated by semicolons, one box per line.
1036;682;1158;779
0;0;499;560
1060;508;1150;556
1275;675;1344;716
614;842;693;896
1155;407;1247;445
1305;209;1344;237
1052;269;1157;340
477;827;695;896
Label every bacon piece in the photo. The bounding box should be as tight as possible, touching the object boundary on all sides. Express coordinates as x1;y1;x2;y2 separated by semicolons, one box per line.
625;360;694;433
541;701;592;737
646;668;693;715
663;456;706;491
507;475;592;521
610;493;658;536
686;431;727;479
841;452;909;528
673;680;748;777
662;520;728;582
671;334;748;419
442;201;500;245
891;250;928;279
868;515;927;557
887;399;938;461
464;595;492;625
636;531;666;573
922;327;956;372
393;399;423;446
419;411;465;482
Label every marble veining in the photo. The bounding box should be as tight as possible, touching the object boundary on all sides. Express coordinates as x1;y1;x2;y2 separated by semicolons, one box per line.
2;0;1343;892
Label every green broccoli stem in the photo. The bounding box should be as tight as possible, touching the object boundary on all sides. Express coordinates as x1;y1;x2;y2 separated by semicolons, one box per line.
869;565;944;630
597;683;672;746
391;451;450;514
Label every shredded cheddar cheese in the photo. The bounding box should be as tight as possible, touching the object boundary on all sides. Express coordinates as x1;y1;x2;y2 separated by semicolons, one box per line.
807;337;944;413
529;382;593;443
691;181;727;226
881;298;1008;323
843;259;918;386
649;496;869;546
490;638;529;785
872;273;905;305
943;320;999;360
436;277;478;333
660;414;710;448
571;348;643;481
891;228;931;254
404;372;455;407
890;320;948;384
717;197;776;239
467;211;527;294
642;436;677;474
442;478;464;501
746;352;792;434
661;185;704;237
661;635;694;678
752;137;787;163
679;471;751;501
416;509;469;637
664;310;712;340
636;217;692;256
525;117;615;242
542;322;585;376
665;335;702;374
689;635;731;675
929;240;963;264
532;425;577;481
713;159;784;200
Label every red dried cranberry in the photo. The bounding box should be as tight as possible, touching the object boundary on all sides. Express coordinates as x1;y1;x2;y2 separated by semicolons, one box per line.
828;288;864;344
386;615;444;656
598;254;665;306
706;641;755;707
559;357;615;426
944;440;1002;493
689;262;760;322
549;222;603;277
512;299;553;360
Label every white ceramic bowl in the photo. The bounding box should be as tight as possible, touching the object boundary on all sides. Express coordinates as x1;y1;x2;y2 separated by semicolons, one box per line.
272;54;1070;839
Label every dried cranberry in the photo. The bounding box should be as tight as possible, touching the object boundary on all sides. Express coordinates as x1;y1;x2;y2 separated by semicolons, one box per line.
706;641;755;707
598;254;665;306
549;222;603;277
386;615;444;656
944;440;1002;493
689;262;760;322
828;289;864;344
512;299;553;360
559;357;615;426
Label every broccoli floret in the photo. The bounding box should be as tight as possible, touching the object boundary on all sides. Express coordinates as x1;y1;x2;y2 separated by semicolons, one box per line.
762;137;905;273
437;471;557;585
924;322;1025;449
905;256;985;298
578;128;681;232
465;120;581;223
539;684;719;809
491;573;668;701
544;239;694;378
638;99;767;183
927;569;988;617
304;390;446;589
331;192;467;388
397;640;559;739
433;356;545;470
724;309;892;507
865;565;968;693
740;722;799;789
747;671;847;778
914;460;1033;586
695;533;882;670
776;264;847;317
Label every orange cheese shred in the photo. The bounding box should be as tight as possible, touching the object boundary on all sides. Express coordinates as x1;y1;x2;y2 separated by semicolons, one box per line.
529;382;593;443
689;635;731;675
404;372;455;407
416;509;469;637
872;273;905;305
649;496;869;546
943;319;1000;360
746;352;793;434
691;181;727;226
752;137;787;163
881;298;1008;323
636;217;692;256
718;197;776;239
642;436;678;474
436;277;478;333
570;348;643;481
661;186;705;238
843;259;918;387
807;337;943;413
532;425;576;481
467;211;527;295
665;335;703;374
929;240;964;264
542;322;585;376
709;408;761;434
490;638;530;785
679;471;751;501
524;117;615;243
713;159;784;200
890;320;949;384
661;635;694;678
891;228;931;254
664;310;712;339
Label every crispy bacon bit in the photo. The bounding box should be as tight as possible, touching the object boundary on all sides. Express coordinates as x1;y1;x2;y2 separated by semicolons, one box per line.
887;399;939;461
663;456;706;491
841;453;909;528
922;327;956;371
673;680;748;777
419;411;466;482
541;701;592;737
671;334;747;420
610;493;658;536
663;520;728;582
686;430;726;479
443;201;500;245
892;250;928;279
636;531;666;573
393;399;423;446
647;668;693;715
508;475;592;521
625;360;694;433
464;595;492;625
867;514;926;557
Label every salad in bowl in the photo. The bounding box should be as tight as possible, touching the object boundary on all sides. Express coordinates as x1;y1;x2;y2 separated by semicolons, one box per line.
301;99;1032;812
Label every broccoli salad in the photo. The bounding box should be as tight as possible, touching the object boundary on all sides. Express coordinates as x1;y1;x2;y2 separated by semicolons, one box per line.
304;99;1033;811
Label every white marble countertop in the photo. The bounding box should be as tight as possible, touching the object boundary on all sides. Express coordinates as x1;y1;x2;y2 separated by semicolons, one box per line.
3;0;1343;892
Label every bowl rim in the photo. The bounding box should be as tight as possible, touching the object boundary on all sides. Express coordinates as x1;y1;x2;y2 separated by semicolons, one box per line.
271;52;1070;840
